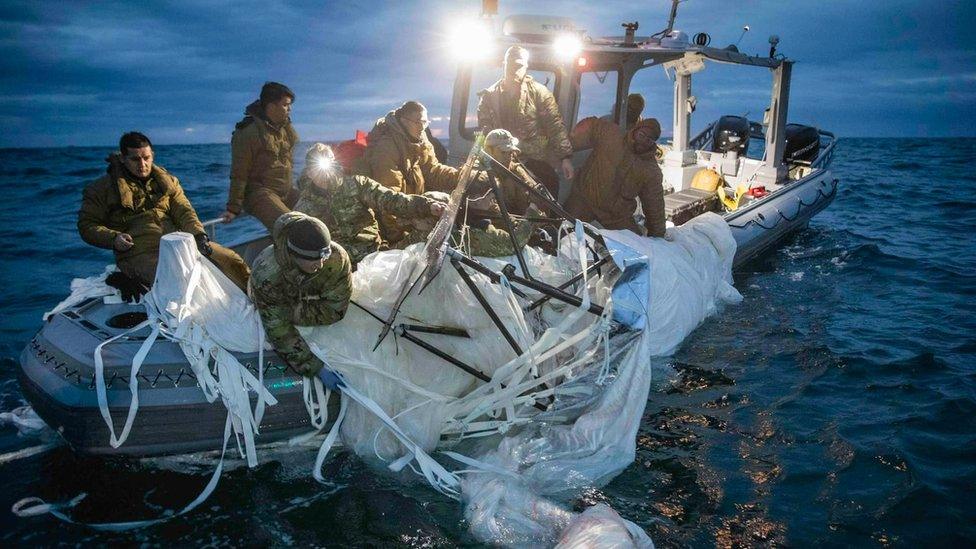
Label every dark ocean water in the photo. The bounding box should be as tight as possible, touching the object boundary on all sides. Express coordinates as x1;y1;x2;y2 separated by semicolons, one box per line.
0;139;974;546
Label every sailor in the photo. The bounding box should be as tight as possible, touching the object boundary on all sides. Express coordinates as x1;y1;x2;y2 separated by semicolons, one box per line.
602;93;646;131
295;143;447;267
477;45;574;199
565;117;666;237
362;100;460;247
77;132;251;294
480;128;543;216
250;212;352;377
221;81;300;230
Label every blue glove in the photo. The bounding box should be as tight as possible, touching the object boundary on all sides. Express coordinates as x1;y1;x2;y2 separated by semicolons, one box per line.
317;368;344;391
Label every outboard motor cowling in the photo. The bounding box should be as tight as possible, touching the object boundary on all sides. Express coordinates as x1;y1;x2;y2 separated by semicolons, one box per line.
783;124;820;163
711;115;750;155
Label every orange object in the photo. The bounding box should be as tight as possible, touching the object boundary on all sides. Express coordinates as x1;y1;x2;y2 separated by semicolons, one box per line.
333;130;368;174
747;186;767;198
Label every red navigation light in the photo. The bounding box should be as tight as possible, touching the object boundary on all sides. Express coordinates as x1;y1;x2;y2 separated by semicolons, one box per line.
577;56;587;67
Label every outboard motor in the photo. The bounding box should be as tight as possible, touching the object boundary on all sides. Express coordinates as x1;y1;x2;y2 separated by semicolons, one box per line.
783;124;820;163
711;115;750;155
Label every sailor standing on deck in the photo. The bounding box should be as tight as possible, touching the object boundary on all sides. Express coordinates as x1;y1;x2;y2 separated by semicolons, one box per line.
221;82;300;230
477;45;575;200
249;212;352;380
565;116;666;237
77;132;251;294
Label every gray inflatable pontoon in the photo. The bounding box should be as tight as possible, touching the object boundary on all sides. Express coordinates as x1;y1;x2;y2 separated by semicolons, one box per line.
18;128;837;458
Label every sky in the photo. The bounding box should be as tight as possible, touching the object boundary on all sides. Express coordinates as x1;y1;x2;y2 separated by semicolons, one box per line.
0;0;973;148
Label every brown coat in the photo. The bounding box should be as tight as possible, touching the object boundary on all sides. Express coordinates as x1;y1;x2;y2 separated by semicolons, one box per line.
227;101;300;217
362;111;459;243
565;117;666;237
477;76;573;164
79;155;205;261
78;155;250;289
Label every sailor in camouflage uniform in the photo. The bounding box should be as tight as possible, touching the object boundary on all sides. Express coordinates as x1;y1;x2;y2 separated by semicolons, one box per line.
249;212;352;377
295;144;446;266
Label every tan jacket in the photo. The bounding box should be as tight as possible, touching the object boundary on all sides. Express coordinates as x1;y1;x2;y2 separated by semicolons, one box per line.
477;76;573;163
362;111;459;243
362;111;459;195
565;117;666;237
227;101;300;214
78;155;205;262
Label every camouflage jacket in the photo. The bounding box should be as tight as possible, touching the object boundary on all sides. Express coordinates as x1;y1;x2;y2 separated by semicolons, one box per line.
456;218;533;258
477;76;573;163
227;100;300;214
78;154;204;262
295;172;434;265
249;213;352;376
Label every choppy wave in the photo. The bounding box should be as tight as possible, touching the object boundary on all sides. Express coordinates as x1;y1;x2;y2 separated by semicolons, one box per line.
0;139;974;545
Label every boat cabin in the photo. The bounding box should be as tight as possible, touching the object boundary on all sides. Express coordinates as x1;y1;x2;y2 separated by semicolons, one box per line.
446;12;835;200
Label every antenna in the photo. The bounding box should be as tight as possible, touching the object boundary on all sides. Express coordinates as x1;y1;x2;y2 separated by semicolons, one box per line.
665;0;681;35
735;25;750;47
651;0;687;39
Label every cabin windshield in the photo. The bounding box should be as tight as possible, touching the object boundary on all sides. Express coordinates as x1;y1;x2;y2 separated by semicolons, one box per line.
576;69;619;125
460;64;559;141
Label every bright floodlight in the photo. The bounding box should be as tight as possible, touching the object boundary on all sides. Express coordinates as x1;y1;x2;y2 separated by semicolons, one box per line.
447;19;494;62
314;155;334;173
552;33;582;61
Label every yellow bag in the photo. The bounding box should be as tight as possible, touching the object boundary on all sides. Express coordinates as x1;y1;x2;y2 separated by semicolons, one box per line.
717;184;749;211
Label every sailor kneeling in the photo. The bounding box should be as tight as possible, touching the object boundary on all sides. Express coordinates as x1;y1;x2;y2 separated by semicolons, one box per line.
249;213;352;379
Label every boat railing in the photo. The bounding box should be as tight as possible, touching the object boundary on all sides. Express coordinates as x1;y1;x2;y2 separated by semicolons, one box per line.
201;217;227;241
809;130;836;170
688;122;716;151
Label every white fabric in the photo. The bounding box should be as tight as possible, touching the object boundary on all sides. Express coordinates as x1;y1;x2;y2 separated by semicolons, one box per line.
22;214;740;544
43;265;123;321
298;213;740;546
22;233;279;531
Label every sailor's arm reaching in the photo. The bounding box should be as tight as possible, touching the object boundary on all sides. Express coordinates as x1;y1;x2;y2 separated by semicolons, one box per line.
250;213;352;377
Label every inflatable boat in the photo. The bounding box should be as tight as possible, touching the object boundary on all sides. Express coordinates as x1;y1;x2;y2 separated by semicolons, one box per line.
18;11;838;458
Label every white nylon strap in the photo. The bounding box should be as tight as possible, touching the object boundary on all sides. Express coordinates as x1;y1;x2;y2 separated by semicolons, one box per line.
12;413;234;531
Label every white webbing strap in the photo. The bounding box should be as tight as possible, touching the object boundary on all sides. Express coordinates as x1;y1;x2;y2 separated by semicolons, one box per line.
339;383;461;498
11;413;234;531
93;318;156;448
312;391;347;483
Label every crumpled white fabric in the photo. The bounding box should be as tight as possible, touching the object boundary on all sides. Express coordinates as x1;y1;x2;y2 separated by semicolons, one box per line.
299;213;739;546
43;264;123;320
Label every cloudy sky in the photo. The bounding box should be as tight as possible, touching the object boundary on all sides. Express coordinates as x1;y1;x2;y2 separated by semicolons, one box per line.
0;0;973;148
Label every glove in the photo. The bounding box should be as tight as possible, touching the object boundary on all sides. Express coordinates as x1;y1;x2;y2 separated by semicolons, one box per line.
194;232;213;257
105;271;150;302
317;368;344;391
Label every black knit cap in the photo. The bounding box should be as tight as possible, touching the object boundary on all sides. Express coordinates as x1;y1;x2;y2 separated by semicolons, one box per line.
286;218;332;260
